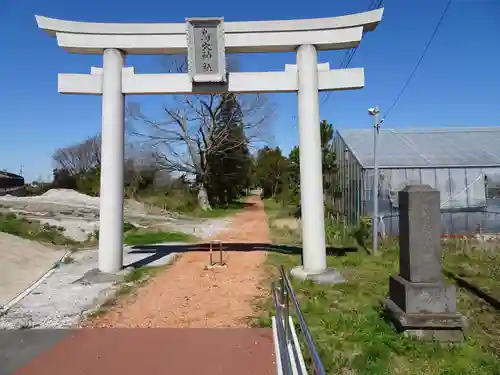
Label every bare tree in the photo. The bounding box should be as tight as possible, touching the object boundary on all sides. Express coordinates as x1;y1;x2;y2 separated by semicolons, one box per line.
125;140;161;171
127;56;275;210
52;134;101;175
122;140;166;197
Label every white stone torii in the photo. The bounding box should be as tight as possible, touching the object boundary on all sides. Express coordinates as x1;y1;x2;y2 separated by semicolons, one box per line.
35;9;383;278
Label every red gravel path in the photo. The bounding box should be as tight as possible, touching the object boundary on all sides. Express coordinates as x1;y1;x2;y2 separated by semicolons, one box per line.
86;195;271;328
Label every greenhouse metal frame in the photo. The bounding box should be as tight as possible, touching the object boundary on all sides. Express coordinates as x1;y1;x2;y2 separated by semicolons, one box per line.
331;127;500;235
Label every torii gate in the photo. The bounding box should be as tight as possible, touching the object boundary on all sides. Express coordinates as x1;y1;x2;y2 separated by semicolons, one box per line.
35;10;383;278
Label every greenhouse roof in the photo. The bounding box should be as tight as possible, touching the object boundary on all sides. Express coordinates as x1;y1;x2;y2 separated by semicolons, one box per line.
336;127;500;169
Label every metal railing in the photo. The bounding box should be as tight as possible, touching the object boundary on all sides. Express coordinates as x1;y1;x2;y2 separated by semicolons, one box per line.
272;266;326;375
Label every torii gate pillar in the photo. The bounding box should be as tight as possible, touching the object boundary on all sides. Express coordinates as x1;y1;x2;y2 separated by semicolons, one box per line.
297;44;326;274
99;49;126;272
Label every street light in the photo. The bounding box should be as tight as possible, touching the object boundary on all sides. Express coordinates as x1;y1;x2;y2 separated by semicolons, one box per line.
368;106;381;255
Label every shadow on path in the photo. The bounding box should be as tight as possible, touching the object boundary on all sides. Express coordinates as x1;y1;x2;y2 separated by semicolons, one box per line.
124;242;357;269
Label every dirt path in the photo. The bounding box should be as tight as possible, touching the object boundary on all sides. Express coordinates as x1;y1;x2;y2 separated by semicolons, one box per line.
86;195;271;328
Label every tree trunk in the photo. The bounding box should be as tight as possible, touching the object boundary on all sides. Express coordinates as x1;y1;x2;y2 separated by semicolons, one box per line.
197;184;212;211
273;179;279;197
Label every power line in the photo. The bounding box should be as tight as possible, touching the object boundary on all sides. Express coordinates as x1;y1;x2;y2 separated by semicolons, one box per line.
339;0;383;69
381;0;453;123
321;0;384;106
367;0;378;11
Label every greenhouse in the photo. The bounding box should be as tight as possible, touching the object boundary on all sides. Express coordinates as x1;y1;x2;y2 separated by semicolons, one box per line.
331;127;500;235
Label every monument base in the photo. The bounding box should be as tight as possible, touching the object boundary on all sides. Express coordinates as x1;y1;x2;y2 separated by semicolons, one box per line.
389;275;458;314
385;298;465;342
290;266;345;284
385;275;465;342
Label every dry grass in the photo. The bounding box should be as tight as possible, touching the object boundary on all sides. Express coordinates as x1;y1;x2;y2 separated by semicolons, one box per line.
443;236;500;300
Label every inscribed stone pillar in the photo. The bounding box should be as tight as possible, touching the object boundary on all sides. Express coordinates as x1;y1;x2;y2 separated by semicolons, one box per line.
385;185;464;342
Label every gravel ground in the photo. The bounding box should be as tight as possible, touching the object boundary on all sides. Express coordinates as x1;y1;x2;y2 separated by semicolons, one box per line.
0;246;181;329
0;188;231;241
0;189;233;329
0;216;231;330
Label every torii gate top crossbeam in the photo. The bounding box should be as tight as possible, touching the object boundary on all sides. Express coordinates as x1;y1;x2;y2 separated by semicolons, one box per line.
35;9;383;54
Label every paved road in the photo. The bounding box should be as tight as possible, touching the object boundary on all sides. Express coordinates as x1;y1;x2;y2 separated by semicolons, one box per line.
0;328;276;375
0;233;62;307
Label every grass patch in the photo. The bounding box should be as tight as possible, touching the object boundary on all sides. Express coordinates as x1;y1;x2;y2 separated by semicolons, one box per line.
193;201;248;218
263;198;298;219
124;229;198;246
260;246;500;374
263;199;301;245
139;189;246;218
444;237;500;301
256;199;500;375
263;198;362;249
139;188;198;213
89;222;199;247
123;265;166;283
89;220;137;242
0;212;78;246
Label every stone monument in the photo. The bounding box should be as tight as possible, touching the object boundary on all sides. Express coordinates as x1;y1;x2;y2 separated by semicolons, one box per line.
385;185;465;342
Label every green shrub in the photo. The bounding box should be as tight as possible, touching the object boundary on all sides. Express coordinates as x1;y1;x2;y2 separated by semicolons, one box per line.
351;216;372;248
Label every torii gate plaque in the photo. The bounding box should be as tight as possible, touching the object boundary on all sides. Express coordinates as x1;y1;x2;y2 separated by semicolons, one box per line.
186;17;227;83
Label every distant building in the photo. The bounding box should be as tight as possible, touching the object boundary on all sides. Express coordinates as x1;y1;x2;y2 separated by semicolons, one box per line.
331;127;500;235
0;171;25;196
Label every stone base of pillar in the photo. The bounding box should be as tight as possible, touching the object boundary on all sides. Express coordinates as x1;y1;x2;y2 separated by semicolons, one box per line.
76;268;127;285
385;275;465;342
290;265;345;285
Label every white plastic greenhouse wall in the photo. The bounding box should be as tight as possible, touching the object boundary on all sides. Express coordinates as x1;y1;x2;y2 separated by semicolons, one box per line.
332;127;500;236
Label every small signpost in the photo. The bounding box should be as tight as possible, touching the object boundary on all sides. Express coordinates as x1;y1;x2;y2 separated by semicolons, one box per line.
186;17;226;83
205;240;227;269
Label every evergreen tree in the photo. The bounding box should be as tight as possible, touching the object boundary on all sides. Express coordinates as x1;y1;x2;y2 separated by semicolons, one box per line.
206;93;251;206
287;146;301;205
285;120;337;212
254;146;289;198
288;120;336;191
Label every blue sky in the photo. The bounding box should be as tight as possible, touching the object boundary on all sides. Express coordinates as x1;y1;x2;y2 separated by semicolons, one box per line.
1;0;499;182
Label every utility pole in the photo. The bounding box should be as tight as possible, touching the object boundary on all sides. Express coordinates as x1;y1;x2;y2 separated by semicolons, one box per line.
368;106;381;255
